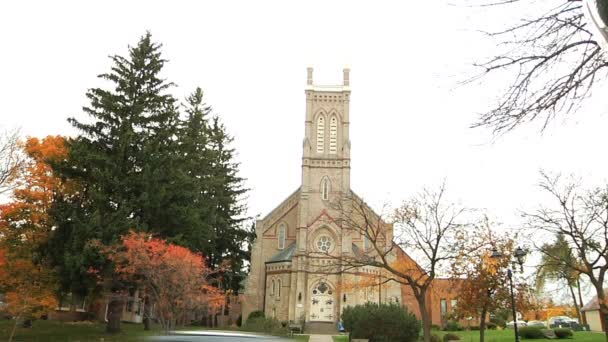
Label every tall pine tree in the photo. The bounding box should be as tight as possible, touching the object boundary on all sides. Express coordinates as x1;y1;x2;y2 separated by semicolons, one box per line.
50;32;181;333
179;88;250;292
49;33;252;333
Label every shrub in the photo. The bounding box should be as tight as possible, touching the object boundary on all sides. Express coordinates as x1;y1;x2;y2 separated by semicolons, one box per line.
490;317;506;329
518;327;545;339
486;322;497;330
342;302;421;342
443;333;461;342
430;334;441;342
554;328;573;339
247;310;265;321
444;321;462;331
236;314;242;327
243;316;289;336
431;324;442;330
469;326;480;331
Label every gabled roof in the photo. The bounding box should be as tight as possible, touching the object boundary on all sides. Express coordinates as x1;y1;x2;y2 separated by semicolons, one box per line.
581;289;608;312
266;243;296;264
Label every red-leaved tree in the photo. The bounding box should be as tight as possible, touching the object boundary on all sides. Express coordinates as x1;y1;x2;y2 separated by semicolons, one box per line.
105;231;225;334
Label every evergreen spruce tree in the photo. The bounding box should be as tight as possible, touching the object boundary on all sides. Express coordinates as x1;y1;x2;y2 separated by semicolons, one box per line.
207;116;249;291
49;34;252;333
179;89;250;292
50;32;181;333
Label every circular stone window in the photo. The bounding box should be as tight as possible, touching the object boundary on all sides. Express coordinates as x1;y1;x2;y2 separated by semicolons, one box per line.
316;235;332;253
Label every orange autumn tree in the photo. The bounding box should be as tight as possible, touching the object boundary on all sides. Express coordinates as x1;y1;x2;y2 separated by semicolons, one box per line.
105;231;224;334
0;136;69;341
451;220;514;342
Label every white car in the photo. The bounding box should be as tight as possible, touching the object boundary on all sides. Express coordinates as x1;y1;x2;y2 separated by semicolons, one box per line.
506;320;527;328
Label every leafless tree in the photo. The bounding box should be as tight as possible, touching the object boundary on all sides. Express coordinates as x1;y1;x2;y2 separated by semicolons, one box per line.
0;129;24;195
326;183;469;342
468;0;608;134
525;171;608;341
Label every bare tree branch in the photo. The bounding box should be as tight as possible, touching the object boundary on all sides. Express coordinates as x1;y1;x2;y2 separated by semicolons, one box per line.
467;0;608;134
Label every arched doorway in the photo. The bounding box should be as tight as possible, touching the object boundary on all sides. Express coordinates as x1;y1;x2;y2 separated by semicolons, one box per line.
309;281;335;322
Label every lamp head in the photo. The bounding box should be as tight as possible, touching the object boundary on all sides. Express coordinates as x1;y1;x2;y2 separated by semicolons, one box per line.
490;248;503;259
514;246;527;266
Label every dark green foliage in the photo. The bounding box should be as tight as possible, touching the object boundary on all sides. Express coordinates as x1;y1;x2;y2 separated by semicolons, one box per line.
443;333;461;341
469;326;480;331
49;31;181;298
444;321;463;331
47;32;250;331
246;310;265;321
243;317;289;336
518;327;545;339
490;316;506;329
554;328;573;339
431;324;441;330
486;322;497;330
430;334;441;342
342;303;420;342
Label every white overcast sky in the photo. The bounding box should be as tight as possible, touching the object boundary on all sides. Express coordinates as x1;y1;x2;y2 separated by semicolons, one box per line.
1;0;607;286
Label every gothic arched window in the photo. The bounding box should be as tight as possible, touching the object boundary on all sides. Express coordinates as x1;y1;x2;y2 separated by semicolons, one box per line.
271;280;275;296
316;116;325;153
329;116;338;154
321;177;330;201
364;234;371;250
278;223;286;250
277;279;281;297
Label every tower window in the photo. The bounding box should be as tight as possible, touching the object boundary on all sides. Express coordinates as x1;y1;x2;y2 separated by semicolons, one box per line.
321;178;330;201
364;234;371;250
278;224;286;250
271;280;275;296
277;279;281;298
329;116;338;154
317;116;325;153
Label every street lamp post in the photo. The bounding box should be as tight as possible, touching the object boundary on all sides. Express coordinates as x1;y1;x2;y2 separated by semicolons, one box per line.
491;246;527;342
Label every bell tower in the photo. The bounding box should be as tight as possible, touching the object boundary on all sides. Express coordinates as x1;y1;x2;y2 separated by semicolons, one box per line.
296;68;352;257
301;67;351;199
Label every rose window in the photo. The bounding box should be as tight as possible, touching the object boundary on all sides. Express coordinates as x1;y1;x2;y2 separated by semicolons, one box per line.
316;236;332;252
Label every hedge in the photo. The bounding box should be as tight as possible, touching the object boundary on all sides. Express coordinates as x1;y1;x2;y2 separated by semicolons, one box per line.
342;303;420;342
518;327;545;339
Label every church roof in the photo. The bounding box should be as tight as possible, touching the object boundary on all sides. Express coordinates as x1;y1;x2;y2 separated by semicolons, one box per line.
266;242;296;263
352;243;374;263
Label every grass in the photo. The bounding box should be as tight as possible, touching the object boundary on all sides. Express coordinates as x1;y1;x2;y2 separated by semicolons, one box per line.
0;319;310;341
332;329;607;342
0;319;161;341
433;329;606;342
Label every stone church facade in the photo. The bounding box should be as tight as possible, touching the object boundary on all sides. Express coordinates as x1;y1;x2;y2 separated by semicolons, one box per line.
242;68;404;329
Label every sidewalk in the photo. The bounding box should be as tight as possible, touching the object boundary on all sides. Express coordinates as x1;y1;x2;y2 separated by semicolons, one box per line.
308;334;334;342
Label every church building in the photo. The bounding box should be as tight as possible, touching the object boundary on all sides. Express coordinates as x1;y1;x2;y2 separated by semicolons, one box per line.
242;69;460;332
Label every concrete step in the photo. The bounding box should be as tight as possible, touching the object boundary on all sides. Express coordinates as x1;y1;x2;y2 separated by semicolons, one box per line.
305;321;338;334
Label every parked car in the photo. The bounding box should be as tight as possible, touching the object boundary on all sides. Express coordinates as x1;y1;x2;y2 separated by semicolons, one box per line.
527;320;547;328
548;316;581;330
506;320;527;328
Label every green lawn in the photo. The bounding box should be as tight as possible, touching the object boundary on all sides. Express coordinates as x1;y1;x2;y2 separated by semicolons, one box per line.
435;329;606;342
333;330;606;342
0;320;162;341
0;319;310;341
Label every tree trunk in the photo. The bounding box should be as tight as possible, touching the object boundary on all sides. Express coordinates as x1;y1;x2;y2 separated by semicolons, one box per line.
106;298;123;334
568;283;583;326
480;306;488;342
576;279;587;326
416;293;432;342
143;296;152;331
8;314;20;342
